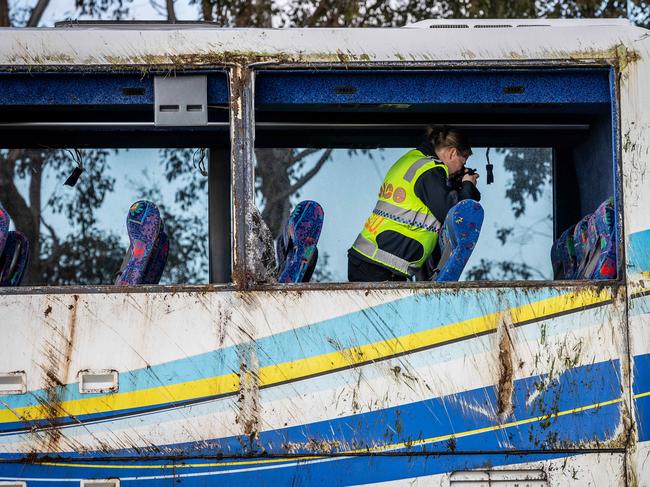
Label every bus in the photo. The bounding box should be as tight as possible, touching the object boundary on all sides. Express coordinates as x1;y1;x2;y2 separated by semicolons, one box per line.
0;18;648;486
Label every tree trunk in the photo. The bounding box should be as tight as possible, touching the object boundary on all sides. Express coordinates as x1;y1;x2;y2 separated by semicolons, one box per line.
0;152;40;285
26;0;49;27
255;148;293;238
166;0;176;22
0;0;10;27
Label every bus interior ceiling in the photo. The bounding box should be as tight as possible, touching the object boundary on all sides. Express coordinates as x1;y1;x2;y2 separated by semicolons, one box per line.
255;69;616;244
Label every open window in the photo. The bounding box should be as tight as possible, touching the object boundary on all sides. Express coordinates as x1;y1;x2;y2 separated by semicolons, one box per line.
0;71;231;287
254;67;619;284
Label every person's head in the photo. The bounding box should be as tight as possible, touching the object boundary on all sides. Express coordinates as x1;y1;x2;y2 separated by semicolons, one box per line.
425;125;472;176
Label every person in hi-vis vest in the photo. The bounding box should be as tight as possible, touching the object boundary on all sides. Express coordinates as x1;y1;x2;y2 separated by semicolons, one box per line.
348;126;481;282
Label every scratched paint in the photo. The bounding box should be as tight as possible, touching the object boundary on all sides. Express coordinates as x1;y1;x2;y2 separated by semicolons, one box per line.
0;19;649;486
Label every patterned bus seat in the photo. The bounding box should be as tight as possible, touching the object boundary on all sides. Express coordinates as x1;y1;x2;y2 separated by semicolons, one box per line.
277;200;324;283
583;197;616;279
434;199;484;282
0;204;9;258
550;197;616;280
115;200;164;286
551;225;577;279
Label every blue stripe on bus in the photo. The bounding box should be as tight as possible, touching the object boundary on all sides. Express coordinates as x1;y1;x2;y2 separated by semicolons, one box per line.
634;353;650;441
0;452;616;486
627;229;650;273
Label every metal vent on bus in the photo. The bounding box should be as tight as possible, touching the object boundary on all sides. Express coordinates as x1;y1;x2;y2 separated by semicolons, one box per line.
0;372;26;395
429;24;469;28
78;370;119;394
81;480;120;487
474;24;514;28
449;469;548;486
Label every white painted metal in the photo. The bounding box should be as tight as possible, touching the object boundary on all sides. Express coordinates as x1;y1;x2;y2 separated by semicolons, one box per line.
0;22;647;67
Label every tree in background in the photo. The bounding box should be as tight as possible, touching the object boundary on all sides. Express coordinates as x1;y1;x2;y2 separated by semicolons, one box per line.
0;0;648;284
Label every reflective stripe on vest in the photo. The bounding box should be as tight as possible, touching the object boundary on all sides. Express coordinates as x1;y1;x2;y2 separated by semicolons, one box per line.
372;200;441;233
352;149;447;276
353;234;413;276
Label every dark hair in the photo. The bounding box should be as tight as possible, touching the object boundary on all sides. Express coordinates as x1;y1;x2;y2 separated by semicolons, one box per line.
425;125;472;157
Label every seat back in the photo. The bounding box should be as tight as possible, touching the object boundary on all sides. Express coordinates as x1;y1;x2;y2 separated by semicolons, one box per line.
0;231;29;286
551;226;577;279
277;200;324;283
583;198;616;279
115;200;164;286
142;229;169;285
434;199;484;282
550;197;616;280
0;204;9;258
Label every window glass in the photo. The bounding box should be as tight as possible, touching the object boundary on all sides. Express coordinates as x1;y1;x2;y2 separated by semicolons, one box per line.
1;148;208;286
254;147;553;283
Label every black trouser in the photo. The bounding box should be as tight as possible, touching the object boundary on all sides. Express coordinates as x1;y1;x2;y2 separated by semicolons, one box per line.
348;255;408;282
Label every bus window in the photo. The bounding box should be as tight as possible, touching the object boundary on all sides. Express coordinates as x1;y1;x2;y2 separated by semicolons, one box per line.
254;146;553;283
253;67;618;284
0;71;231;288
0;148;210;286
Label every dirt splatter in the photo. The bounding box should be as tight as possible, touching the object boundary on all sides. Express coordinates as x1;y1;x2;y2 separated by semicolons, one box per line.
496;313;514;422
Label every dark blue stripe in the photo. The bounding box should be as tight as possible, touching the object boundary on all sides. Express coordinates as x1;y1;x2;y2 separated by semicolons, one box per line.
0;452;616;485
634;353;650;441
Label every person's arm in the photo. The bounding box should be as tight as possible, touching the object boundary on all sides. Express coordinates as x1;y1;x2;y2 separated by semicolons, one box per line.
458;179;481;201
414;167;481;223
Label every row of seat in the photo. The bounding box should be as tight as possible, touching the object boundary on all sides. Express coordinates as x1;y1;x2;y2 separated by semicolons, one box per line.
276;198;484;283
4;196;612;286
551;197;616;280
0;198;484;286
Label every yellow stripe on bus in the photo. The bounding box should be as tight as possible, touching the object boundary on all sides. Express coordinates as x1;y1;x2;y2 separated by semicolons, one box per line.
0;288;611;425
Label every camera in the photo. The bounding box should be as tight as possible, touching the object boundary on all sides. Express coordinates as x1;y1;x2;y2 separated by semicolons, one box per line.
449;167;478;190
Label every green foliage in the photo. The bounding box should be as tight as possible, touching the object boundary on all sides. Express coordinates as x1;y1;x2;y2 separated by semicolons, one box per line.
42;228;126;285
502;148;553;218
466;258;539;280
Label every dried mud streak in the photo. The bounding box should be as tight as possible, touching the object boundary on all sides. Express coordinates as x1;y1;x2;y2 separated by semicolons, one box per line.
616;283;638;487
37;295;79;453
496;312;514;422
234;299;260;450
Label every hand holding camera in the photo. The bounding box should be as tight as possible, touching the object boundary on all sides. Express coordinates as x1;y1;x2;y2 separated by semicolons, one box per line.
461;167;479;186
449;167;479;189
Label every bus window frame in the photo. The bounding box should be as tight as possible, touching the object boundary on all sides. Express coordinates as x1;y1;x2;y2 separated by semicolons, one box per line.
244;61;625;291
0;60;625;294
0;66;233;294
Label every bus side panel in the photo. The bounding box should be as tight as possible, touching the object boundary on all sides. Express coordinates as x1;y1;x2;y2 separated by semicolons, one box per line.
0;286;629;485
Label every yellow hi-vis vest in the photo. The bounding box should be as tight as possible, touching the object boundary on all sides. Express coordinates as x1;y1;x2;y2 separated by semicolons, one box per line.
352;149;448;277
